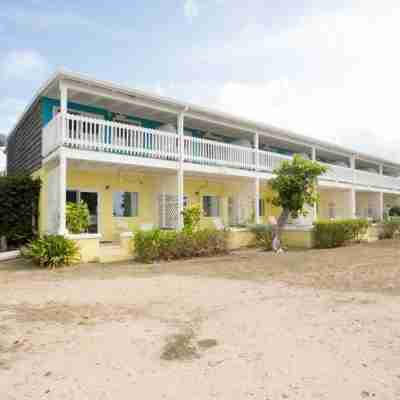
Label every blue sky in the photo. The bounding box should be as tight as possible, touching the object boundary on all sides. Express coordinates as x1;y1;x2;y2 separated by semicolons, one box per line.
1;0;400;168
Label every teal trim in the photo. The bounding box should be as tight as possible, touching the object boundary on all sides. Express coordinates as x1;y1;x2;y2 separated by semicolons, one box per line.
40;96;233;145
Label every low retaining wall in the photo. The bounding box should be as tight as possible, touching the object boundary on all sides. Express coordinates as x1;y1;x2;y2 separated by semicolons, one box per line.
227;226;315;250
66;234;101;263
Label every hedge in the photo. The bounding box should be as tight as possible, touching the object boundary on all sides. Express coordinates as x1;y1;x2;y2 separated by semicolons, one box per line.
133;228;229;263
0;175;42;248
313;219;369;248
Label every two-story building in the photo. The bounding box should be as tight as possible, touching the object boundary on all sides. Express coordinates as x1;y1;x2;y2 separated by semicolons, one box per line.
6;71;400;261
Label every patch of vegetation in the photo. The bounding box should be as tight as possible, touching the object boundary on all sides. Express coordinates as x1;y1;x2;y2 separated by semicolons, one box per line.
0;175;41;249
313;219;369;248
161;329;199;361
134;228;229;263
66;201;90;234
380;218;400;239
22;235;80;268
249;224;273;251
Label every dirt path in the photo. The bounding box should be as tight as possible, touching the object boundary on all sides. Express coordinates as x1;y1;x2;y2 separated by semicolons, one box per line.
1;241;400;399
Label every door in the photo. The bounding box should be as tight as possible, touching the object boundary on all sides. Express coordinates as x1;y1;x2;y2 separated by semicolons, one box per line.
80;192;99;234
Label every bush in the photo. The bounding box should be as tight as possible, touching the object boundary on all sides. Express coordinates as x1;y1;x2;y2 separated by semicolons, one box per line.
313;219;369;248
182;205;201;234
133;228;229;263
249;224;273;251
66;201;90;234
0;175;41;248
22;235;80;268
389;206;400;217
380;218;400;239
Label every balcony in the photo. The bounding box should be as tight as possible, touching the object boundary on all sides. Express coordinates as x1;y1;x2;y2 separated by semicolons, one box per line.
42;113;400;191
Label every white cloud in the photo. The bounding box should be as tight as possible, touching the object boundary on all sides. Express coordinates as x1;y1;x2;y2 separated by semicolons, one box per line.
184;0;199;22
203;1;400;163
1;50;49;81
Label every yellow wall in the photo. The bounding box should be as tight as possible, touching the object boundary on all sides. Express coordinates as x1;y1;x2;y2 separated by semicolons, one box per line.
318;189;351;220
67;168;158;241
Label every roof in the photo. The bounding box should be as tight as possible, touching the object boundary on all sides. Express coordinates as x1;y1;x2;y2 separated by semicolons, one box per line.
8;69;400;169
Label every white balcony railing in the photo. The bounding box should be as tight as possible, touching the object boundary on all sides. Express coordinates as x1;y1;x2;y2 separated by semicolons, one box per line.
321;163;354;184
41;113;400;191
184;136;255;170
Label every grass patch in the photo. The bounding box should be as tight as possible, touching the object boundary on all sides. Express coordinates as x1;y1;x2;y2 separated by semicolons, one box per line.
161;329;199;361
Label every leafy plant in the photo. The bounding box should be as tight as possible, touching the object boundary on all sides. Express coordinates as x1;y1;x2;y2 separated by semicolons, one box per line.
0;175;41;248
22;235;80;268
66;201;90;234
380;218;400;239
389;206;400;217
313;219;369;248
269;155;327;251
133;228;229;263
249;224;273;251
182;205;202;234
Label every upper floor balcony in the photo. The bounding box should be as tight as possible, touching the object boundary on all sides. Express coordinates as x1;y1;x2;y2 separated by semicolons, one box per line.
42;113;400;192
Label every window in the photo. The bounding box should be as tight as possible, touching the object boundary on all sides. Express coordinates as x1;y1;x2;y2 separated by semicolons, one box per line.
203;195;220;217
113;192;139;217
259;199;265;217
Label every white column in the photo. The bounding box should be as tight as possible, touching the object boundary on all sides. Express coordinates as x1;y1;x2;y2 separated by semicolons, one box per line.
58;152;67;235
177;112;185;230
311;146;316;161
311;147;318;221
350;155;356;184
378;192;384;220
253;132;260;224
60;82;68;145
254;177;260;224
350;188;356;218
379;164;383;175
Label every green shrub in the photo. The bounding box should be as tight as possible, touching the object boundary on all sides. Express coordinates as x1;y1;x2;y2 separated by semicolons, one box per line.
66;201;90;234
182;205;201;234
133;228;229;263
313;219;369;248
0;175;41;248
22;235;80;268
249;224;273;251
380;218;400;239
389;206;400;217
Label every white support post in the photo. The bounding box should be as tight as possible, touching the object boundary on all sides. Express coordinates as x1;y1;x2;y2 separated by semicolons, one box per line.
177;112;185;230
311;146;316;161
312;147;317;221
350;188;356;219
254;132;259;170
379;164;383;175
254;177;260;224
58;152;66;235
350;155;356;184
60;82;68;145
378;192;384;221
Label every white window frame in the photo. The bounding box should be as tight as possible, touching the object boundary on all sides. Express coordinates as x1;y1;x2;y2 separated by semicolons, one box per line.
112;191;139;218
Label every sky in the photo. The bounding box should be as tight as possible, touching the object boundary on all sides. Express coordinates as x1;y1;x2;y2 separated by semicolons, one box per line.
1;0;400;171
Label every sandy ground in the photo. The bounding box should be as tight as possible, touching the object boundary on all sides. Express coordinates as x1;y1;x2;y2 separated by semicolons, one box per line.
1;241;400;399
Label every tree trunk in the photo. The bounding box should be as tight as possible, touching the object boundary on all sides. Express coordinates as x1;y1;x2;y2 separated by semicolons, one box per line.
0;236;7;252
272;208;290;253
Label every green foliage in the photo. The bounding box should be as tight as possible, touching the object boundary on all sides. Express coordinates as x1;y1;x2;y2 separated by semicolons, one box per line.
313;219;369;248
380;218;400;239
66;201;90;234
22;235;80;268
270;155;327;220
0;175;41;247
249;224;273;251
389;206;400;217
133;228;229;263
182;205;201;234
